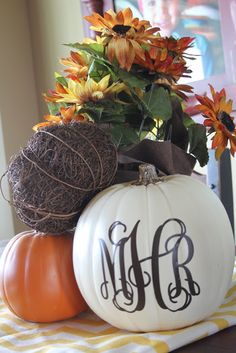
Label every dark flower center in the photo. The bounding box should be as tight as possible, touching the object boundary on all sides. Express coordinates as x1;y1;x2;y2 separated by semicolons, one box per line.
112;24;131;34
218;111;235;132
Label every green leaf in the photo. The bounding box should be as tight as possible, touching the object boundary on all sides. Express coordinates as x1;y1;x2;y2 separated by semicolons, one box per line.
78;105;104;122
188;124;209;167
163;97;189;151
183;113;196;128
140;43;151;51
116;68;149;89
124;104;155;131
55;75;68;87
88;59;114;82
65;42;104;57
79;100;126;124
143;85;172;120
107;124;139;147
89;43;105;54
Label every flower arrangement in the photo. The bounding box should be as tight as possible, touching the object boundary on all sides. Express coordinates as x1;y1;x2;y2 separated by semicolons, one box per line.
34;7;236;169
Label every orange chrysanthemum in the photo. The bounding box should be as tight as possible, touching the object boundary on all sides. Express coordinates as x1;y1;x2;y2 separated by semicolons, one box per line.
154;36;194;57
135;47;191;80
84;8;160;71
33;105;88;131
134;47;193;99
60;51;89;80
195;84;236;159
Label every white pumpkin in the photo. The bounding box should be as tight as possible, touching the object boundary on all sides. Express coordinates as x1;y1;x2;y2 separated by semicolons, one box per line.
73;164;235;332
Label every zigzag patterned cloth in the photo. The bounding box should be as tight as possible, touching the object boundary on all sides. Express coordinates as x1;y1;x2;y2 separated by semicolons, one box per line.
0;262;236;352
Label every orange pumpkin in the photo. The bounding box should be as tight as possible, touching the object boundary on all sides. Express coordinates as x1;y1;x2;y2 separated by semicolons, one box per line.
0;230;88;322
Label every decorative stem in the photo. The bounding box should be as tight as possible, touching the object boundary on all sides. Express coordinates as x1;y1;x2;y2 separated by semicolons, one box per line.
133;164;162;186
138;114;147;138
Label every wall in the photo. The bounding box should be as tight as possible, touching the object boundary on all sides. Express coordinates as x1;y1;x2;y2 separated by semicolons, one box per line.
0;114;14;238
0;0;39;238
0;0;85;239
27;0;85;117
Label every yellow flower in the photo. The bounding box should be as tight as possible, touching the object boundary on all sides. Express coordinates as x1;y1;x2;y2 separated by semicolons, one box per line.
44;75;127;106
195;84;236;159
84;8;160;71
33;106;89;131
82;35;104;45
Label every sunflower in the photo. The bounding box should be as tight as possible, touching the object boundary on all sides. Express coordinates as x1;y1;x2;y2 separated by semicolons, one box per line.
60;51;89;80
84;8;160;71
195;84;236;159
43;75;127;106
33;105;88;131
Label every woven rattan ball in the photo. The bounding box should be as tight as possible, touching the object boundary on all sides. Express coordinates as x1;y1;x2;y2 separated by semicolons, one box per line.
7;122;117;233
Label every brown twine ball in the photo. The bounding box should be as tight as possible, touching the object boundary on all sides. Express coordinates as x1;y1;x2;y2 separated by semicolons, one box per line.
7;122;117;234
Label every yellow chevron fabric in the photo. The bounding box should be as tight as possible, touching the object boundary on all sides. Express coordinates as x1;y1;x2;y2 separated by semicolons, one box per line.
0;262;236;353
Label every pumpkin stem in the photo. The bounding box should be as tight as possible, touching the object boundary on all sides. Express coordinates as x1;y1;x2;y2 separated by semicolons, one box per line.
133;164;162;186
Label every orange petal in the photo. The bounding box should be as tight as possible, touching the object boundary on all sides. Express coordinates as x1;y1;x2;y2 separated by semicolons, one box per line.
160;48;168;61
84;13;106;28
104;10;116;26
32;121;53;131
145;27;160;35
123;8;133;24
203;119;214;127
175;84;193;93
220;98;233;115
107;38;116;62
215;145;225;160
116;10;124;24
43;94;59;103
43;115;61;122
60;105;76;119
230;136;236;156
56;83;67;94
125;42;136;71
129;39;145;60
115;38;130;69
73;114;89;122
212;131;227;149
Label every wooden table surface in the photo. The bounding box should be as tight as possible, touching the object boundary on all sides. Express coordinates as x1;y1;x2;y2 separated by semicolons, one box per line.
173;326;236;352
